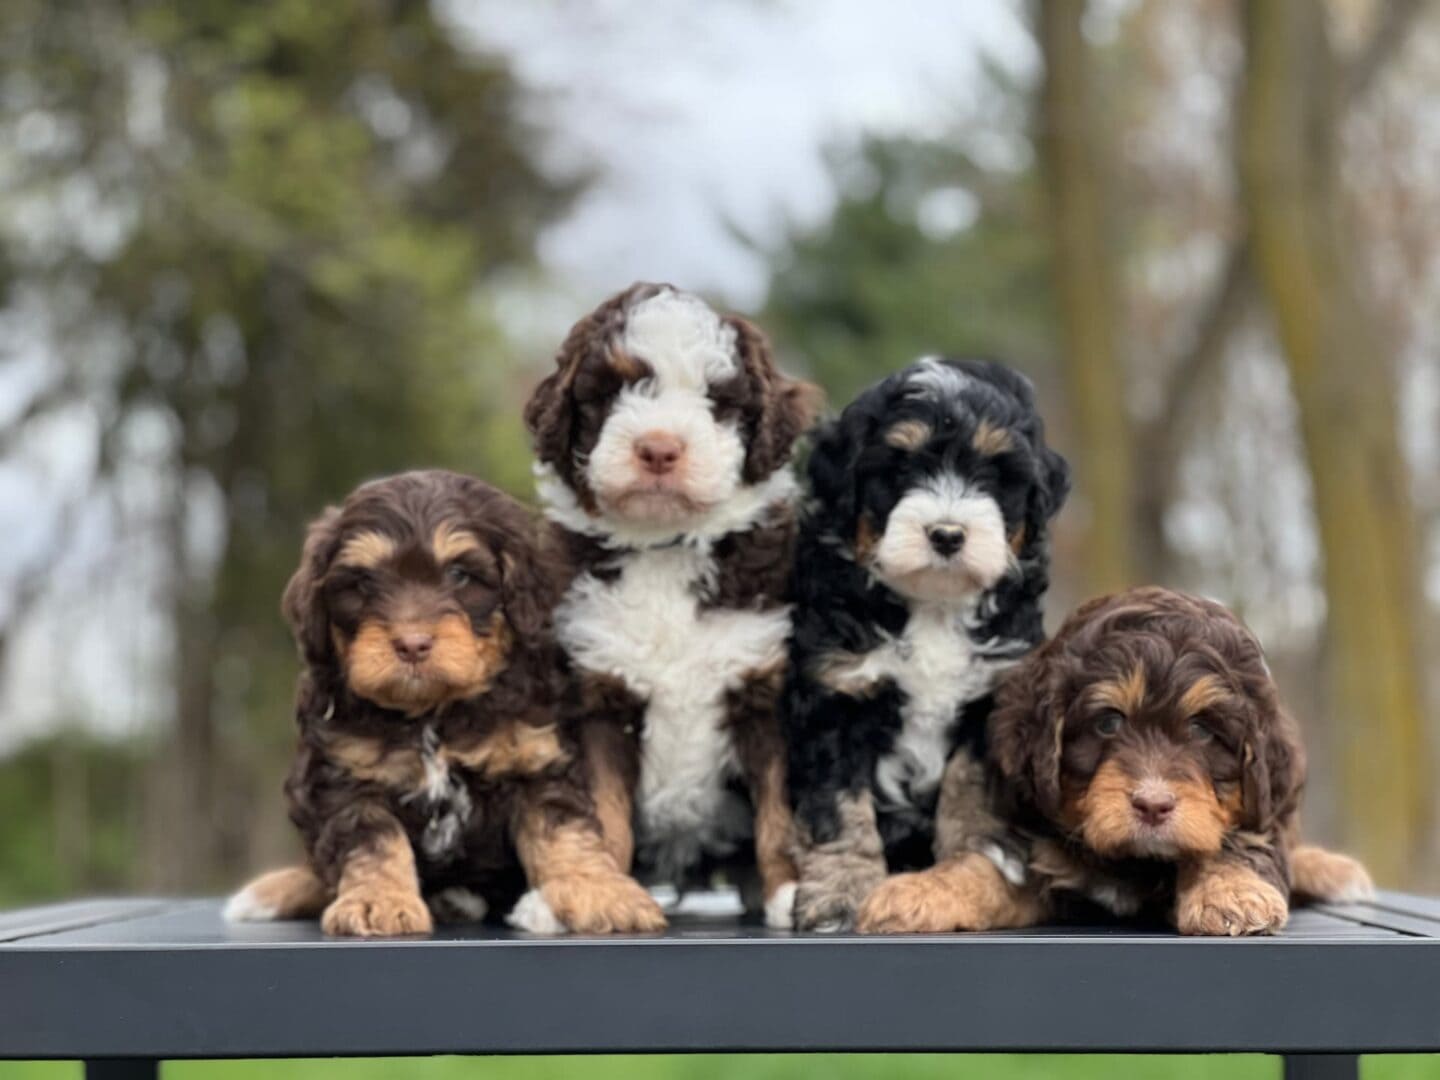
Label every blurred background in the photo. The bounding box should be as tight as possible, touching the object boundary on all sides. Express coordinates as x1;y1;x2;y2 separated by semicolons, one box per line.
1;0;1437;915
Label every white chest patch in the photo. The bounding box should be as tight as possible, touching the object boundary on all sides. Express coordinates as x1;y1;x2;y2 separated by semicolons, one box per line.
403;724;473;863
861;604;1016;812
556;544;791;878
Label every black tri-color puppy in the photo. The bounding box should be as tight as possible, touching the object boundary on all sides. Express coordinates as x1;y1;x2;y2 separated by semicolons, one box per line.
782;358;1070;930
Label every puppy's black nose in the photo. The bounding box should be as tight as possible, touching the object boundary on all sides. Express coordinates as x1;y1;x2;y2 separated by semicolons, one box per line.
1130;789;1177;827
926;524;966;557
392;632;434;664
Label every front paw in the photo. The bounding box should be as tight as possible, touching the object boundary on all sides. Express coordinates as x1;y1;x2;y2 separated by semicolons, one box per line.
857;872;962;934
541;872;668;934
794;863;886;932
1177;869;1288;936
764;882;798;930
322;887;433;937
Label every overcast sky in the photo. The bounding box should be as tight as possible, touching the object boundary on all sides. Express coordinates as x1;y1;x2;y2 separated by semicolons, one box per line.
445;0;1033;310
0;2;1033;751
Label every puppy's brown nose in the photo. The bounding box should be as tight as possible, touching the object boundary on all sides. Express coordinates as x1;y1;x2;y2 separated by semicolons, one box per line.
926;524;967;557
634;431;686;476
1130;788;1177;827
392;632;434;665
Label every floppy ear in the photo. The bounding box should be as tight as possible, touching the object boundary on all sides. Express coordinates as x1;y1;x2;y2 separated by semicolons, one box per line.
523;359;578;471
1025;443;1072;541
526;286;644;472
805;398;879;541
1242;703;1306;834
989;641;1067;818
497;523;568;645
281;506;343;668
728;315;823;483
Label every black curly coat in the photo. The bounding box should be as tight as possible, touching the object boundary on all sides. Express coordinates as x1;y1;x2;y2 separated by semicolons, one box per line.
781;358;1070;929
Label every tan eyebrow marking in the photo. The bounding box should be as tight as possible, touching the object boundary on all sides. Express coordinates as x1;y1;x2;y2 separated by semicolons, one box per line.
972;419;1014;455
432;523;481;563
606;340;648;380
1091;665;1147;715
1178;674;1233;718
884;419;933;451
337;531;397;569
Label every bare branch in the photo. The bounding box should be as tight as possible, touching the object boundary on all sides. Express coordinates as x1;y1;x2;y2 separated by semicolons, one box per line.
1343;0;1432;105
1154;241;1254;440
0;375;82;459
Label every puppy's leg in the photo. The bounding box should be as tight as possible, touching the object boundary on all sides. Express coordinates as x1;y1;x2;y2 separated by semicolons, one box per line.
318;807;433;937
728;672;799;928
1289;843;1375;903
1176;853;1288;936
793;790;889;932
751;756;800;929
224;864;330;923
580;717;637;873
510;779;666;934
932;745;1007;863
857;853;1047;934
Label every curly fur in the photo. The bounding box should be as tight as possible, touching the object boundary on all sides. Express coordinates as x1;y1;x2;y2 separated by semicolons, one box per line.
229;470;663;936
524;284;820;925
984;586;1370;934
782;358;1070;930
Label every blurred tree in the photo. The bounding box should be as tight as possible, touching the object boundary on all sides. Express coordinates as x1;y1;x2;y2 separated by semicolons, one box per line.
1034;0;1137;594
760;134;1055;409
1238;0;1431;884
0;0;571;891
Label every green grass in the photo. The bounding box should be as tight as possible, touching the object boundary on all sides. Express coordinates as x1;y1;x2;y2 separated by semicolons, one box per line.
3;1056;1440;1079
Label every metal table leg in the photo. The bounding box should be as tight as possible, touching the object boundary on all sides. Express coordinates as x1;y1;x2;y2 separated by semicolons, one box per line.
1283;1054;1360;1080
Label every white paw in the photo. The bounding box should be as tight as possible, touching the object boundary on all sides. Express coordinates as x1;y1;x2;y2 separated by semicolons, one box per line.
1329;877;1377;903
430;887;489;924
811;919;844;934
764;882;797;929
506;888;567;934
222;884;276;923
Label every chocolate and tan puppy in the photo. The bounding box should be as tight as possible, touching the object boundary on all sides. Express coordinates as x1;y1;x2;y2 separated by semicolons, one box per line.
226;470;664;936
857;587;1373;935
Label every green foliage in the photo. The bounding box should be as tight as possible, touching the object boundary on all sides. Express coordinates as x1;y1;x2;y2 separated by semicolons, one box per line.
0;736;146;908
762;134;1055;408
0;0;569;891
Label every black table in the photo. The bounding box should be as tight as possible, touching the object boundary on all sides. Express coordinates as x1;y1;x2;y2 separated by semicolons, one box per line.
4;893;1440;1079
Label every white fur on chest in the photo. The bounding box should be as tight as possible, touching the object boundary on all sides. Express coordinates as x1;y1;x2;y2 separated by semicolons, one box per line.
556;544;791;869
867;604;1012;811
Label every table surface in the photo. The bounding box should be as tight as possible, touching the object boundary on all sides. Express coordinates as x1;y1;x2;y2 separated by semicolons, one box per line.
2;892;1440;1059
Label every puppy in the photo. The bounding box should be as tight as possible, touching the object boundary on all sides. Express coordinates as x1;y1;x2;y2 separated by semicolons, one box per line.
523;283;820;927
857;586;1373;935
783;358;1070;931
225;470;664;936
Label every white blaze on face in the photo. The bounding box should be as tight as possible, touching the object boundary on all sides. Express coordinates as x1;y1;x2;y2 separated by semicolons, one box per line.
870;473;1012;602
584;289;748;523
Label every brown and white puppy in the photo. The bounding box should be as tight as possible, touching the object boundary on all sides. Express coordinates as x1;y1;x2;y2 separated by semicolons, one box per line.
523;282;820;928
857;587;1372;935
225;470;664;936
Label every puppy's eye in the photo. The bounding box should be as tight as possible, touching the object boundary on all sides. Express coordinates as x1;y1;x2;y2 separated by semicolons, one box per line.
330;570;373;598
1189;719;1214;743
445;564;475;587
1095;711;1124;737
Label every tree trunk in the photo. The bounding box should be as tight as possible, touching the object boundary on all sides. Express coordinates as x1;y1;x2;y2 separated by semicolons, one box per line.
1035;0;1137;595
1238;0;1430;885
